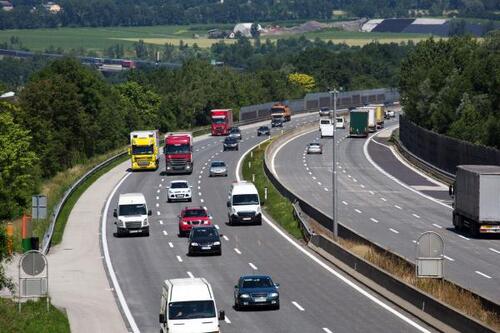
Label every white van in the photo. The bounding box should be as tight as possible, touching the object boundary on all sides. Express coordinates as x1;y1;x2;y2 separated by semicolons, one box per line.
113;193;151;237
227;181;262;225
319;118;334;138
159;278;225;333
336;116;345;129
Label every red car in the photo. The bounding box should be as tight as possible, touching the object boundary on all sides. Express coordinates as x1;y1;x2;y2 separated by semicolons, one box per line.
178;207;212;237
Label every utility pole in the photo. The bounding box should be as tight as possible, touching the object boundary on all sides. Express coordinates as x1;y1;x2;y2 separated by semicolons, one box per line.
329;88;340;238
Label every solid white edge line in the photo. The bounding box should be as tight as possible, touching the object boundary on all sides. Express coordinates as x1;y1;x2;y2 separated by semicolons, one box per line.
363;125;452;210
292;301;305;311
102;172;140;333
270;129;315;180
322;328;333;333
235;145;431;333
489;247;500;254
224;315;231;324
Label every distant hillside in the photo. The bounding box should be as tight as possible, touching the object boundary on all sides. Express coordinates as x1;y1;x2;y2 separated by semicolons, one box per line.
0;0;498;29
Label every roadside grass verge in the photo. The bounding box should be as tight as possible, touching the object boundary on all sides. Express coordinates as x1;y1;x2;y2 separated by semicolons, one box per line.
338;238;500;330
242;139;302;239
0;297;70;333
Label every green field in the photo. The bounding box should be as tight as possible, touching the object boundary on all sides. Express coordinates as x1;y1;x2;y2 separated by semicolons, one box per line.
0;24;435;54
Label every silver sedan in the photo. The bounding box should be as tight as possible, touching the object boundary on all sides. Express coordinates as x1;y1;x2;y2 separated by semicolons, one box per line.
209;161;228;177
306;143;323;154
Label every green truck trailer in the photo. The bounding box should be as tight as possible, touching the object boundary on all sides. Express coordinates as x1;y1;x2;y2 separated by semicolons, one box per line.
349;110;369;137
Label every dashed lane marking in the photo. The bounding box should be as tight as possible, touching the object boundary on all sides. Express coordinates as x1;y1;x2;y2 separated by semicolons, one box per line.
355;209;362;214
234;248;242;255
223;235;229;241
162;230;167;236
323;329;333;333
176;256;183;263
489;248;500;255
389;228;399;234
168;242;174;248
292;301;305;311
432;223;443;229
412;214;421;219
458;235;470;241
442;255;454;262
187;271;194;278
394;205;402;210
342;201;348;205
475;271;492;279
370;218;379;223
249;262;258;270
381;198;387;202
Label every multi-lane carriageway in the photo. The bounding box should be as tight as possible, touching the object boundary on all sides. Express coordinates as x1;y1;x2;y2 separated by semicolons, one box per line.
273;116;500;304
103;113;435;333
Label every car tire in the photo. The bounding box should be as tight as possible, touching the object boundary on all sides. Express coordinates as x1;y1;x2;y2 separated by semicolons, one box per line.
188;198;192;202
273;303;280;310
217;250;222;256
167;198;171;203
144;229;150;237
234;302;240;311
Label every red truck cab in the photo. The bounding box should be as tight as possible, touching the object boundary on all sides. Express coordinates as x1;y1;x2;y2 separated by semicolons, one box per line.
211;109;233;136
178;206;212;237
164;132;193;174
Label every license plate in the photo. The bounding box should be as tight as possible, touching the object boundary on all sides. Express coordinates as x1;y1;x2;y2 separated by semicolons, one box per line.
243;217;251;221
254;297;266;302
129;230;140;233
201;246;211;250
176;195;183;198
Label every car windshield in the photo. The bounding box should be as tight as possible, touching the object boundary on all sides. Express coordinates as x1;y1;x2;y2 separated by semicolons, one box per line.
211;162;225;168
230;128;240;133
171;182;188;189
131;145;154;155
225;137;237;143
168;301;216;320
320;120;331;124
320;107;329;111
212;118;225;124
165;144;190;154
192;228;218;239
336;118;343;122
309;143;320;147
233;194;259;206
271;107;283;114
184;209;208;217
241;277;273;289
119;204;146;216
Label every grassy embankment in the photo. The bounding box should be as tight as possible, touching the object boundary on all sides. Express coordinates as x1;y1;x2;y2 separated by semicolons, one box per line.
241;139;302;239
0;298;70;333
243;137;500;331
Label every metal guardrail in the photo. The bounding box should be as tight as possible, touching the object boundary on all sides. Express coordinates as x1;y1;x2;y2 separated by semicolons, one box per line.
262;125;499;333
41;151;128;254
292;201;315;242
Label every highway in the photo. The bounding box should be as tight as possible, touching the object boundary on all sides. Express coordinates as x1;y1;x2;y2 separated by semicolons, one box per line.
273;115;500;304
103;114;435;333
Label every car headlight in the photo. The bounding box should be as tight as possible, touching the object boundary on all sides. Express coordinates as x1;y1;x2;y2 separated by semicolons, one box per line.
191;242;199;246
186;164;191;169
213;241;221;246
239;294;250;299
118;220;124;227
269;292;279;298
142;218;148;226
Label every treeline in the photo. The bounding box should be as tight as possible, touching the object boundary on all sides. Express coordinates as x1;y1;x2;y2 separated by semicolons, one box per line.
399;31;500;149
1;0;498;30
0;57;303;219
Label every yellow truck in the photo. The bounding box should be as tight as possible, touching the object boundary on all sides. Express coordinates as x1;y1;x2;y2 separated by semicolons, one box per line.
270;102;292;122
372;104;385;129
129;130;160;171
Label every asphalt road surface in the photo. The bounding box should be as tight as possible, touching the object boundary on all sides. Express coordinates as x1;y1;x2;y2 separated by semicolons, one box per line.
104;114;435;333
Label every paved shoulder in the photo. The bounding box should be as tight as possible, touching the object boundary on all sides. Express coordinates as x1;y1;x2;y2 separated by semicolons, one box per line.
48;161;129;333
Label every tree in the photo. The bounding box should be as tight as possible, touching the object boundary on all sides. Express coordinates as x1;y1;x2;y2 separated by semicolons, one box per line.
0;102;40;219
288;72;316;93
0;226;15;293
250;23;261;39
116;81;161;130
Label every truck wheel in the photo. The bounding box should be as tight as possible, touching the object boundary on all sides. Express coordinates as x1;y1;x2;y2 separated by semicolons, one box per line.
144;228;150;237
453;212;463;231
470;222;480;238
188;198;192;202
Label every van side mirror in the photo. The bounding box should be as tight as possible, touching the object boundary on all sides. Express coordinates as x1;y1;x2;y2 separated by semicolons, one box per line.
226;201;230;208
148;210;152;216
113;209;117;218
159;313;165;323
275;283;280;288
218;310;225;321
448;184;454;196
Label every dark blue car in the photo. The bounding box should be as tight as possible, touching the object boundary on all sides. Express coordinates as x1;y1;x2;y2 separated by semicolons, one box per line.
234;275;280;310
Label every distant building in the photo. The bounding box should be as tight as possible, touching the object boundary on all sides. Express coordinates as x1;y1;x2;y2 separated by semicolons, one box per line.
233;23;262;38
0;1;13;11
43;2;61;13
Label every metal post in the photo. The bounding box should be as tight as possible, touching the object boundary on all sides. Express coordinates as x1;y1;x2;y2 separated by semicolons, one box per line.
329;88;339;238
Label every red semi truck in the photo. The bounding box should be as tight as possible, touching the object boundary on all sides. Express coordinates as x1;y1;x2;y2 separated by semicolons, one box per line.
210;109;233;136
164;132;193;174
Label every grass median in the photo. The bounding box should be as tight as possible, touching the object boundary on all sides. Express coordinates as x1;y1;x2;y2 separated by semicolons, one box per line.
0;298;70;333
241;139;302;239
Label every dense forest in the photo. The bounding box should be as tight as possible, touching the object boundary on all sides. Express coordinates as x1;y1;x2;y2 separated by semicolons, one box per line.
399;31;500;149
0;0;498;29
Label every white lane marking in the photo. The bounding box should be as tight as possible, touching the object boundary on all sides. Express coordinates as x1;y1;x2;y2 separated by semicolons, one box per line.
317;182;322;186
412;214;421;219
159;184;162;188
200;199;204;203
224;315;231;324
389;228;399;234
198;186;201;190
102;172;139;333
199;175;202;179
157;189;160;193
248;262;258;270
156;203;159;207
342;170;346;173
234;248;242;255
355;209;362;214
235;131;432;333
353;178;358;183
157;211;161;216
168;242;174;248
223;235;229;241
159;220;163;225
360;184;365;188
324;188;329;191
369;191;375;195
363;126;452;210
347;175;352;178
475;271;492;279
306;167;310;171
156;196;159;200
204;162;208;166
163;230;168;236
308;172;312;175
161;178;164;182
176;256;183;263
394;205;402;210
458;235;470;241
214;224;220;230
312;176;317;180
198;192;202;196
200;170;204;174
292;301;305;311
323;328;333;333
381;198;387;202
198;180;201;184
432;223;443;229
370;218;379;223
442;255;454;262
342;201;348;205
489;248;500;255
187;271;194;278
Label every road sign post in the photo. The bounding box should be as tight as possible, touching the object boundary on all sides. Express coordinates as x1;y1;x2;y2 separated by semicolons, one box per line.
32;195;47;220
18;250;49;312
416;231;444;279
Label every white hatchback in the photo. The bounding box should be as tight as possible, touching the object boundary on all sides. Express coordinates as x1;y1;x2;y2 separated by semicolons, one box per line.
167;180;192;202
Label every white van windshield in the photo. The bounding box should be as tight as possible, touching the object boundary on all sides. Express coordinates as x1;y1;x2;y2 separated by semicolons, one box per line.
233;194;259;206
119;204;146;216
169;300;216;320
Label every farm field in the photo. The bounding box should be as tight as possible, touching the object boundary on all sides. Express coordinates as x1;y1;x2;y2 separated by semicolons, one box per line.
0;24;434;53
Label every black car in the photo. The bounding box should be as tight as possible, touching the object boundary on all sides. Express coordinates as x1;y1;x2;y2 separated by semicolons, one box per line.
271;118;283;128
257;126;270;136
234;275;279;310
188;226;222;256
228;127;242;140
223;136;239;151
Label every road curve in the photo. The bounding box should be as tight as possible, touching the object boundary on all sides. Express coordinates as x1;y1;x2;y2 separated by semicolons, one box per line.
273;116;500;304
103;114;435;333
